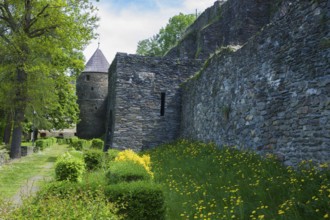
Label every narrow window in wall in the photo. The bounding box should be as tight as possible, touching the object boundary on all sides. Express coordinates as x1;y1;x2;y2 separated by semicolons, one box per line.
85;75;90;81
160;92;166;116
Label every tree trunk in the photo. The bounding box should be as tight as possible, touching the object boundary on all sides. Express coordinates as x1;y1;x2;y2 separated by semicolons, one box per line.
3;115;12;144
10;66;28;159
10;109;24;159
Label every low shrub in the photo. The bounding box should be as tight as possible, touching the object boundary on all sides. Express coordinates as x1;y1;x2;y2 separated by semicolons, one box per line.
70;139;91;151
36;181;80;199
84;149;104;171
105;180;165;220
55;152;85;182
56;138;67;145
115;149;153;177
68;137;79;144
107;149;120;162
2;182;118;220
34;138;57;151
106;160;152;184
91;138;104;150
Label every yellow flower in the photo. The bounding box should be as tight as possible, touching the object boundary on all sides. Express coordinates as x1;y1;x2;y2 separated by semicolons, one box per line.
278;210;285;215
324;213;329;218
115;150;153;177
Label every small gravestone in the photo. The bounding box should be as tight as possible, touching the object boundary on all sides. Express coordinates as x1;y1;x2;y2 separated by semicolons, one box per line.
21;146;34;157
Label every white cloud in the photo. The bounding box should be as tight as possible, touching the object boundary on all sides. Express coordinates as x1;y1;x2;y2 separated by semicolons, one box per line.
83;0;217;64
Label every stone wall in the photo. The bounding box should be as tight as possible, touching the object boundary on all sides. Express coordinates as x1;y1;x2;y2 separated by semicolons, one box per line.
76;71;108;139
165;0;272;60
105;53;202;150
181;0;330;166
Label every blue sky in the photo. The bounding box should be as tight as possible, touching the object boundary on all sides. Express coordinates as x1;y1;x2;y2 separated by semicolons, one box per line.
106;0;182;11
83;0;216;63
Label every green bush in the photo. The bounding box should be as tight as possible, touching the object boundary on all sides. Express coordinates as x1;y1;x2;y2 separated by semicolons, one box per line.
55;153;85;182
2;181;118;220
91;138;104;150
106;160;152;184
70;139;91;151
36;181;80;199
56;138;67;145
84;149;104;171
34;138;57;151
107;149;120;162
68;137;79;144
105;181;165;220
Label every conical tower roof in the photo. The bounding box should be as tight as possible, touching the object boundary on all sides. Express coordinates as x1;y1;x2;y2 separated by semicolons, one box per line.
83;48;109;73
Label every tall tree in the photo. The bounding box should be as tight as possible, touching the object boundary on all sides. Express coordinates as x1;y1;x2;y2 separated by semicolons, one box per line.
136;13;196;57
0;0;98;158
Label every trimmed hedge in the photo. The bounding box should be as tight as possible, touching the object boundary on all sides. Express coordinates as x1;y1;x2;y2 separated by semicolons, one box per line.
56;138;67;145
12;181;118;220
84;149;104;171
70;139;91;151
106;161;152;184
55;153;85;182
105;181;165;220
35;137;57;151
91;138;104;150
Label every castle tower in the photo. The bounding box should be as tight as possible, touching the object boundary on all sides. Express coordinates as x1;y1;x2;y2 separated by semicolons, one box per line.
76;48;109;139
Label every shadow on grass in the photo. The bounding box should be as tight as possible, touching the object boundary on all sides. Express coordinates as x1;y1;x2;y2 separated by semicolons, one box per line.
46;157;57;162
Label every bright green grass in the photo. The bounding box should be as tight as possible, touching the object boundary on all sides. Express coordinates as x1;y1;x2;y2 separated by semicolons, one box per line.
147;140;330;220
0;144;68;199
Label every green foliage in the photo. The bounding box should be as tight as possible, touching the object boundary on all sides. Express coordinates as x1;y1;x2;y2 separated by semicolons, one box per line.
84;149;104;171
47;74;80;130
136;13;196;56
56;138;66;145
91;138;104;150
0;0;98;158
106;161;152;184
55;152;85;182
34;137;57;151
105;181;165;220
70;138;91;151
68;137;79;144
147;140;330;220
107;149;121;162
1;182;118;220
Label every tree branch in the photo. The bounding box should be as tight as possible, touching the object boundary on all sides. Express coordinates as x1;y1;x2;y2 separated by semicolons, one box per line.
29;4;50;28
28;25;58;38
1;1;18;32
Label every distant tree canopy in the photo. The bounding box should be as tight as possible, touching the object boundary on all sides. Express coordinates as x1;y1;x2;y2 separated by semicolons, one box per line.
0;0;98;158
136;13;196;57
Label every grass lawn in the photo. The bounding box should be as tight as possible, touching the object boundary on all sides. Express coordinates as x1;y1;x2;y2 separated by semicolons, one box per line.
1;140;329;220
148;140;330;220
0;144;68;199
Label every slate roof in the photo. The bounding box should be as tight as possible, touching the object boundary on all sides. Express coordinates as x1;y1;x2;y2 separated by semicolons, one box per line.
83;48;110;73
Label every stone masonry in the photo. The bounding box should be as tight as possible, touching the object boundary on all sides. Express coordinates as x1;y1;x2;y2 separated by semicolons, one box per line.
77;0;329;166
105;54;202;151
76;49;109;139
180;0;330;166
166;0;272;60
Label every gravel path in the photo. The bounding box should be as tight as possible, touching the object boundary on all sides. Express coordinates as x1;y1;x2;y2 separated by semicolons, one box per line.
10;162;54;206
